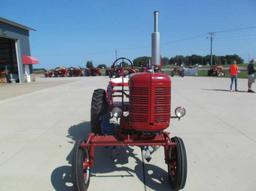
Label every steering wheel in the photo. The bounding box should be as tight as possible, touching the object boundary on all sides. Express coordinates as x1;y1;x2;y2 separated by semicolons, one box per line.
111;57;136;77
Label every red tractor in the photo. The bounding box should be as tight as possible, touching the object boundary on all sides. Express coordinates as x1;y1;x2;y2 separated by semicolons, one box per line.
90;67;102;76
107;57;137;78
54;67;69;77
68;67;84;77
208;65;225;77
44;70;54;78
72;11;187;191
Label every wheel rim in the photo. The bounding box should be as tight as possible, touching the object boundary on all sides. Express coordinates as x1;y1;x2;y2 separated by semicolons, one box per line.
82;149;90;184
167;137;187;190
73;140;91;191
168;147;177;181
83;168;90;184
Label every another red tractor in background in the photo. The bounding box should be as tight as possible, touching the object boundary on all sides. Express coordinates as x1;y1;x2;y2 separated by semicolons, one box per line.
68;67;84;77
53;67;69;77
44;70;54;78
208;65;225;77
84;67;101;76
72;11;187;191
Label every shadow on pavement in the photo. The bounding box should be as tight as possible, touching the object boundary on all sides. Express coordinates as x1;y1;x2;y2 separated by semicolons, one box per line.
51;165;74;191
51;121;90;191
51;121;173;191
91;146;172;191
139;163;171;191
201;88;250;93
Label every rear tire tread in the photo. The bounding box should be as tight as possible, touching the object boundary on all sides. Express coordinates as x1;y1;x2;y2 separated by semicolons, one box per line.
90;89;108;134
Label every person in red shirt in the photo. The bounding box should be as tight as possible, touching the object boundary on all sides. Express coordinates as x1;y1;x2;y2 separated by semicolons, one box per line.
229;60;239;91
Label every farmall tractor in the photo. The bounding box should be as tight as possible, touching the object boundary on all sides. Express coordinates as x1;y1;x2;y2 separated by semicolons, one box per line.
72;11;187;191
107;58;137;78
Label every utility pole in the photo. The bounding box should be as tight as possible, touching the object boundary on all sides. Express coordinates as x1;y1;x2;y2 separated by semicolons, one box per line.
208;32;215;66
115;49;118;60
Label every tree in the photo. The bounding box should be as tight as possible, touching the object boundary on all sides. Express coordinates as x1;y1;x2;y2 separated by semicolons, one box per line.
230;54;244;64
161;57;169;66
225;55;243;65
219;56;227;65
190;55;203;65
86;60;94;68
97;64;107;69
169;55;185;66
133;56;150;67
169;57;176;65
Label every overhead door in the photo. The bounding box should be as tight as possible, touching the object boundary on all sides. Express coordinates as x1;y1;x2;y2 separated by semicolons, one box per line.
0;37;18;83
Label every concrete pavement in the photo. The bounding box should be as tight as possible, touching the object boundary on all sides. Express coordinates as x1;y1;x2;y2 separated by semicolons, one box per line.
0;76;256;191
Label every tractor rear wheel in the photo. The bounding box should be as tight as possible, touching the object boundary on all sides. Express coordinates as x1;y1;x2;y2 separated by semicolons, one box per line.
72;140;90;191
168;137;187;190
91;89;108;134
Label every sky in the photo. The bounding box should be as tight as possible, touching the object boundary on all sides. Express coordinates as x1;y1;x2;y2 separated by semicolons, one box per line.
1;0;256;68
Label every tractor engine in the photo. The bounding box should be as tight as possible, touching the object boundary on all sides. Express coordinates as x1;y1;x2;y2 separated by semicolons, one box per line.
129;72;171;132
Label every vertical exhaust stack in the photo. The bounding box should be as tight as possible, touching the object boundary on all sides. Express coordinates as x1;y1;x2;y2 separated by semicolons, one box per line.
151;11;160;67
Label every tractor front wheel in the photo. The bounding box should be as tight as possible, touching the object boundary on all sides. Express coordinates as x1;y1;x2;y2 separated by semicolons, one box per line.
72;140;90;191
167;137;187;190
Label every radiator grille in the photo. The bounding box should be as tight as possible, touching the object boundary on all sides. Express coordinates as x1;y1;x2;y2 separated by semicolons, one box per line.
130;96;148;105
155;115;170;122
154;87;170;121
155;87;170;95
130;87;148;95
155;105;170;113
128;73;171;131
130;115;147;122
130;87;149;122
155;96;170;105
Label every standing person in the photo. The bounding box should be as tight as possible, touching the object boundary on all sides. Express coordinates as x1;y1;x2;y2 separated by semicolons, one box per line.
229;60;239;91
247;59;255;93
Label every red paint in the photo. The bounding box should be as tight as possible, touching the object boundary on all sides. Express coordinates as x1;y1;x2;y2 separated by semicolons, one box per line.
129;72;171;132
80;132;176;168
22;55;39;65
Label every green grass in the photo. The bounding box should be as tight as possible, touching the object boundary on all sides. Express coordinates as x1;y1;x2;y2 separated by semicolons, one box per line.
196;69;248;78
238;71;248;78
197;70;208;77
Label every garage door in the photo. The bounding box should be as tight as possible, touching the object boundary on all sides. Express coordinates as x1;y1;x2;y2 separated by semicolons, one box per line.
0;37;18;83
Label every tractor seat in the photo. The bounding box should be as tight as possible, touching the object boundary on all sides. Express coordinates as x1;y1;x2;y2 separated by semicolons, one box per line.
110;77;129;87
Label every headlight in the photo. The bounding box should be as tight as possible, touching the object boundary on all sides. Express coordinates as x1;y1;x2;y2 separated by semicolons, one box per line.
175;107;186;118
111;107;122;118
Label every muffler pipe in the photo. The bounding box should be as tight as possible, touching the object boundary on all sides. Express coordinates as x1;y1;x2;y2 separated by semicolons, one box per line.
151;11;160;67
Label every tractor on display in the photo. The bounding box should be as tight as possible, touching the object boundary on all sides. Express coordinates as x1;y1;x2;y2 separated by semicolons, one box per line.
72;11;187;191
208;65;225;77
68;67;84;77
107;57;137;78
53;66;69;77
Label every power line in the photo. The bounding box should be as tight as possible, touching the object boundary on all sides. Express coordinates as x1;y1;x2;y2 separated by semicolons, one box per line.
214;34;256;41
86;26;256;56
206;26;256;65
162;33;207;45
162;26;256;46
212;26;256;34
